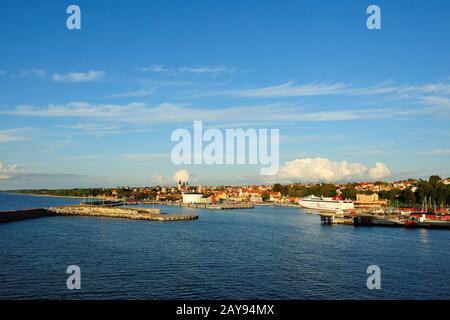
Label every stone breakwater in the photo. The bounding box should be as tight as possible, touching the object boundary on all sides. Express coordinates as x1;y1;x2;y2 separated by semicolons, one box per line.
0;205;198;223
48;205;162;219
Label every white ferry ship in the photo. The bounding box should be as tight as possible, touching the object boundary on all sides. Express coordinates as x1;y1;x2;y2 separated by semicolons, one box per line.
299;195;354;212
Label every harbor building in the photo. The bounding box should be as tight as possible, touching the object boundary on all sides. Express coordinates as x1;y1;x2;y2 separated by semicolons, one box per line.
182;192;213;204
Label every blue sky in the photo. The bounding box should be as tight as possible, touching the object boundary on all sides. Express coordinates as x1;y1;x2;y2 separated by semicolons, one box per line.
0;0;449;188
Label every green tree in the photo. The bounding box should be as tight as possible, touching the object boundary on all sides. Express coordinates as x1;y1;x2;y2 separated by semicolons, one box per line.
429;175;442;187
273;183;283;193
341;187;357;200
272;183;288;196
399;189;416;206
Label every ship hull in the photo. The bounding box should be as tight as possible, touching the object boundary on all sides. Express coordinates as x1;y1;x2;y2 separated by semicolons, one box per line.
299;199;354;211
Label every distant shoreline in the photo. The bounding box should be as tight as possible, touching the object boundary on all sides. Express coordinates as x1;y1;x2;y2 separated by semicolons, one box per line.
0;192;98;200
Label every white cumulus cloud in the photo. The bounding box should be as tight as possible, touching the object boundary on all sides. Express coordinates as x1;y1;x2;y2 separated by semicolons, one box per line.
173;169;190;183
368;162;391;180
0;161;20;180
151;174;165;184
270;157;391;183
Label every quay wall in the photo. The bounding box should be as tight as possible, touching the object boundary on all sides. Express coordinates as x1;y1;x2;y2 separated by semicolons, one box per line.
0;208;54;223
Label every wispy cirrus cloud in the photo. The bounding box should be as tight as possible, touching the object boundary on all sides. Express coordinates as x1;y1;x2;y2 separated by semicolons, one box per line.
139;65;173;73
418;96;450;118
280;134;344;144
417;149;450;155
139;65;234;75
2;78;449;125
0;101;394;124
110;87;155;98
421;96;450;107
0;128;30;143
178;65;235;74
207;80;450;98
227;80;351;97
13;68;46;79
122;153;169;161
57;123;120;131
352;82;450;96
0;161;80;181
59;155;99;161
0;162;84;182
52;70;105;83
56;123;122;133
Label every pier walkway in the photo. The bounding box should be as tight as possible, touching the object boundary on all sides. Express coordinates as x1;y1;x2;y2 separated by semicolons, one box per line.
320;213;450;229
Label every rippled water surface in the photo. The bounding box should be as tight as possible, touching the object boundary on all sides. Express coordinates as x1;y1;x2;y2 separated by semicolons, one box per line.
1;192;449;299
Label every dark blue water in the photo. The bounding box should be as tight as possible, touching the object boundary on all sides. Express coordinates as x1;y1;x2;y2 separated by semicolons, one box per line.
0;192;449;299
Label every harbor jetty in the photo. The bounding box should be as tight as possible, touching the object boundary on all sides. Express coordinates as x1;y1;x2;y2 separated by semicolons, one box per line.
0;204;198;223
320;212;450;229
0;208;54;223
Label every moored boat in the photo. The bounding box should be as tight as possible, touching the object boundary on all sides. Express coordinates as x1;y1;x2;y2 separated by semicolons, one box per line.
299;195;354;212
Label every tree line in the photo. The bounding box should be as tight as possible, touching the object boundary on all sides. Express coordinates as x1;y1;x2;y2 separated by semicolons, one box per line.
271;175;450;207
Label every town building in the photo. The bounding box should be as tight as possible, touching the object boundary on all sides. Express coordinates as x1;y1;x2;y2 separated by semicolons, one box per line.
354;193;388;208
